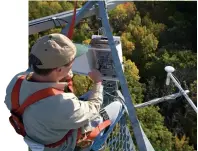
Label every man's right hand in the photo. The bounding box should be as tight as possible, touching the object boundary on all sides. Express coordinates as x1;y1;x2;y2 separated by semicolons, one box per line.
88;69;102;83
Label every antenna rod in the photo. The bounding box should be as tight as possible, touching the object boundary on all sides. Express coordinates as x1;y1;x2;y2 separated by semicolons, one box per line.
165;66;197;113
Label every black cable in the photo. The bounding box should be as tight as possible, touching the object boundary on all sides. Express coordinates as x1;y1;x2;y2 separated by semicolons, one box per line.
57;18;68;24
52;19;57;27
29;18;68;28
56;19;62;27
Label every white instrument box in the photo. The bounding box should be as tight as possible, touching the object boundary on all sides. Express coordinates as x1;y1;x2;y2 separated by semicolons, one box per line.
72;35;123;81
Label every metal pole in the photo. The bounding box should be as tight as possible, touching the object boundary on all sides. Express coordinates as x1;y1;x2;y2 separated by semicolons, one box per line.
135;90;190;108
169;73;197;113
98;1;152;151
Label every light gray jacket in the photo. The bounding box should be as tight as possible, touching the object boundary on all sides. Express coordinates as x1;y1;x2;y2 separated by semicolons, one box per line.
4;71;103;151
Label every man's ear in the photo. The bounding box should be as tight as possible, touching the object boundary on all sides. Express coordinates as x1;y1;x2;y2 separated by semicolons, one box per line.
56;67;62;73
67;70;73;79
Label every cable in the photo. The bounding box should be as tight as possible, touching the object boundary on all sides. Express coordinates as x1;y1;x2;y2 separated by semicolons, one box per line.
56;19;62;27
29;18;68;28
172;74;181;85
52;17;65;28
57;18;68;24
103;90;116;98
52;19;57;27
98;27;106;36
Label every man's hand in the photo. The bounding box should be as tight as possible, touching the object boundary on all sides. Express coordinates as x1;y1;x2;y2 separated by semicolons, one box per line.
88;69;102;83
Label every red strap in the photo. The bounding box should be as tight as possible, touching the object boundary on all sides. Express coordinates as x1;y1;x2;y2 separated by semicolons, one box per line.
77;120;111;141
87;120;111;140
67;1;77;39
76;120;111;148
9;114;26;136
16;87;63;116
11;75;26;111
45;130;73;148
67;78;74;93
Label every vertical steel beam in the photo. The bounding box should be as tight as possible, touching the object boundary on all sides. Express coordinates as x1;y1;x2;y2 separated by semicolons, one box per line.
98;1;154;151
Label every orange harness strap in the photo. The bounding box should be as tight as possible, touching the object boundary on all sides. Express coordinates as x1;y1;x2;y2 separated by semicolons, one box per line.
66;78;74;93
16;87;63;115
87;120;111;140
11;75;26;111
76;120;111;148
45;130;74;148
67;1;77;39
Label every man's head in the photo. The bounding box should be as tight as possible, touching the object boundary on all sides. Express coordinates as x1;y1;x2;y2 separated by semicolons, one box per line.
29;33;76;82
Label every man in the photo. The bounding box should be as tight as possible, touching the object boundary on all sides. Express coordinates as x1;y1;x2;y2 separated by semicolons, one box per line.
4;33;123;151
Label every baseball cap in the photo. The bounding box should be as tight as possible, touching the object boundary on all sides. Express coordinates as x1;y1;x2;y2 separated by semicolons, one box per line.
30;33;77;69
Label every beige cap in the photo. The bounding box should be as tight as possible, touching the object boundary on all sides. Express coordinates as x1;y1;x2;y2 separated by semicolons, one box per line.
30;33;76;69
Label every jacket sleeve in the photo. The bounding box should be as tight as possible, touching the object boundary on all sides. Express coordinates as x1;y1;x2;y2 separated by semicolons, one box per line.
4;70;31;110
61;83;103;130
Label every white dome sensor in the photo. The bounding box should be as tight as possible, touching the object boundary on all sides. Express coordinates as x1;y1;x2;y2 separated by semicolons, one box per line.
165;66;175;73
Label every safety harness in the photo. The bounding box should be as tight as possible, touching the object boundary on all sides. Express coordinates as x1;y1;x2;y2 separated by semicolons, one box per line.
9;75;111;148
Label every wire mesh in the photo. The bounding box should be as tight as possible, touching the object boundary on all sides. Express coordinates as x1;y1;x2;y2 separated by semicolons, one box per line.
102;80;136;151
